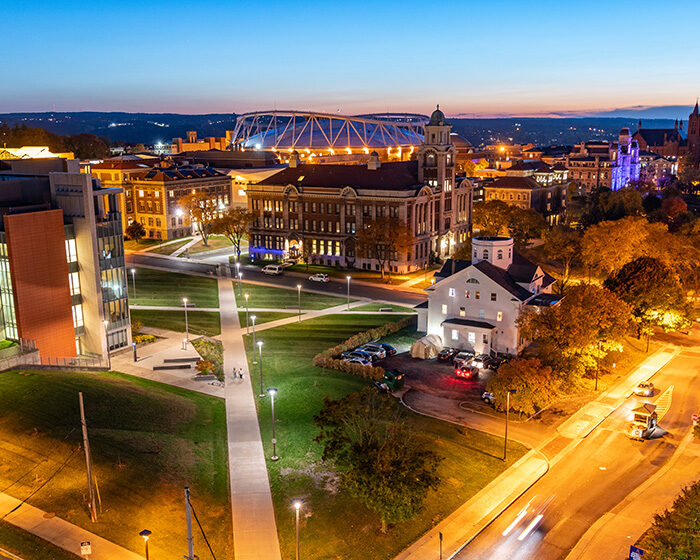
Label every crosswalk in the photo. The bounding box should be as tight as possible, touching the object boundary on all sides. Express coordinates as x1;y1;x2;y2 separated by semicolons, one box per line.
655;385;674;420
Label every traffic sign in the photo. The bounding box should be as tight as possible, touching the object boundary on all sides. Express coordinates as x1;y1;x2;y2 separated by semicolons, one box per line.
80;541;92;557
692;413;698;425
629;545;645;559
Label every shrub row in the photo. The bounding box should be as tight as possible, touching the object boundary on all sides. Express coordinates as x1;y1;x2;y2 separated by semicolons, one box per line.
312;316;415;381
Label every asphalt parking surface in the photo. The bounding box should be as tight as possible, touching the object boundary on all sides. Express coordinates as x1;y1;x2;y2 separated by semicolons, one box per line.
380;352;497;412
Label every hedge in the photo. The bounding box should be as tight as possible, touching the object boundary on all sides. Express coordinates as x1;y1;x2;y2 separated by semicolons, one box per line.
312;316;416;381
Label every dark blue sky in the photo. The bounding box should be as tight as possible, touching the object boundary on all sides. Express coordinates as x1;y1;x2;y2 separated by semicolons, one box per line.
4;0;700;115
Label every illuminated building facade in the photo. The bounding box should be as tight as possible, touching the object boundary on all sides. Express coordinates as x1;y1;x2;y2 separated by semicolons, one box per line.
0;157;130;361
247;107;473;273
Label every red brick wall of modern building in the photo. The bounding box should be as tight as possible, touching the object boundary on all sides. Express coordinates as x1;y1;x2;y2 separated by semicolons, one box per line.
5;210;76;359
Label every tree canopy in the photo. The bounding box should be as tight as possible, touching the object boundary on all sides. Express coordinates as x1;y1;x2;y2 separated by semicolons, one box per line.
0;122;110;159
473;200;546;249
604;257;692;333
314;388;442;533
485;358;559;416
125;221;146;243
356;216;413;279
211;207;256;260
178;192;219;246
542;226;582;294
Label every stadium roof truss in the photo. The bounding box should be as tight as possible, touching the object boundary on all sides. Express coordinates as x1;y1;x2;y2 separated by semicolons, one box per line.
229;111;428;151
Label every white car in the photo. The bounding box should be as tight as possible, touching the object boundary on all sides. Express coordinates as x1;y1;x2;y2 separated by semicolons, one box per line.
262;264;283;275
633;381;654;397
309;273;330;282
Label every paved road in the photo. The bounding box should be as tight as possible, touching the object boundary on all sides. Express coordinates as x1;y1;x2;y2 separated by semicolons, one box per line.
126;253;426;306
453;350;699;560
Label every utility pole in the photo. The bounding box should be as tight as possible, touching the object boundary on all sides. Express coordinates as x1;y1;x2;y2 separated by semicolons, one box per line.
79;392;98;522
503;389;516;462
184;487;195;560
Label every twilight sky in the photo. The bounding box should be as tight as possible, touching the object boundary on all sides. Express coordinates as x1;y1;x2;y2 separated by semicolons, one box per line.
4;0;700;116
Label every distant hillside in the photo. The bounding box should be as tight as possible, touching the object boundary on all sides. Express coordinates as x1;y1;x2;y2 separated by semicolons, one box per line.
0;112;238;144
0;111;686;148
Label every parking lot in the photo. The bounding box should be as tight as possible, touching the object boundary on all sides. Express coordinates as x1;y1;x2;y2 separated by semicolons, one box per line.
379;351;497;413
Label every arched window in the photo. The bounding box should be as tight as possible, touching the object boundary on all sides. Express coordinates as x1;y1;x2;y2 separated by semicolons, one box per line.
497;249;503;260
483;249;489;259
427;153;435;166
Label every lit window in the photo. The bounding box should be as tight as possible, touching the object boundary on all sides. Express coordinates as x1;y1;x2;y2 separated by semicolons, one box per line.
468;332;476;344
72;304;84;328
497;312;503;322
441;304;448;315
65;239;78;263
459;307;466;317
475;291;480;300
138;190;144;197
451;329;458;341
448;288;456;297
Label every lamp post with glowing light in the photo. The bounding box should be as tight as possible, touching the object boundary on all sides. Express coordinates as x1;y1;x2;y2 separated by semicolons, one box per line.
258;341;264;398
244;293;250;334
102;319;111;370
268;387;278;461
236;262;241;294
183;297;189;343
293;499;304;560
139;529;152;560
297;284;302;322
130;268;136;299
346;276;351;311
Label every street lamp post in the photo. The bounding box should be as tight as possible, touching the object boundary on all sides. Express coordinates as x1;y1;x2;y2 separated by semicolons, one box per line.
346;276;351;311
103;320;111;370
268;387;278;461
297;284;302;323
293;499;303;560
132;341;137;362
503;389;516;462
130;268;136;299
236;262;242;294
595;340;601;391
258;341;264;398
244;293;250;334
183;297;189;343
139;530;151;560
251;315;257;348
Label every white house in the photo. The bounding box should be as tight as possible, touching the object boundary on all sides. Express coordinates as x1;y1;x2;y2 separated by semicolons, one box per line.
416;236;559;356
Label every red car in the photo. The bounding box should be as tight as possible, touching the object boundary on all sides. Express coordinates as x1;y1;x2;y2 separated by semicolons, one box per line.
455;364;479;379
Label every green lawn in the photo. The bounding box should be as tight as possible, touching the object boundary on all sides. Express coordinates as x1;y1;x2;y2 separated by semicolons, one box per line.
0;521;80;560
128;267;219;307
349;303;416;313
187;235;233;255
0;370;230;560
238;311;297;326
234;281;350;310
123;239;160;252
130;309;221;336
0;339;17;350
145;238;192;255
243;315;525;560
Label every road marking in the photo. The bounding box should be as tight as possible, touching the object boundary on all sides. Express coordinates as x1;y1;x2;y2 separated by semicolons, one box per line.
655;385;674;420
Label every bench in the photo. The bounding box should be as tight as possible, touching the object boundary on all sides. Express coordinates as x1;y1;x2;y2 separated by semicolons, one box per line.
379;308;394;312
154;364;192;371
164;357;201;363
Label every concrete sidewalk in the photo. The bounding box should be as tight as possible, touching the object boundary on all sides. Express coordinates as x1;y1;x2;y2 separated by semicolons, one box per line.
171;236;201;257
0;492;142;560
218;277;282;560
395;451;549;560
566;426;700;560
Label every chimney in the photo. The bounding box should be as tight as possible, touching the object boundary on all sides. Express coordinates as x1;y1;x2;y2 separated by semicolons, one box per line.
289;151;300;168
638;119;642;131
368;151;381;170
186;131;197;143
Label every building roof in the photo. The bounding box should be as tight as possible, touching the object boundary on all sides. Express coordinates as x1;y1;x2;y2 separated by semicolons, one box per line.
487;176;541;190
414;300;429;309
442;318;496;330
91;160;154;170
429;105;447;126
435;252;556;302
634;128;684;147
258;160;421;190
136;165;226;182
507;160;551;173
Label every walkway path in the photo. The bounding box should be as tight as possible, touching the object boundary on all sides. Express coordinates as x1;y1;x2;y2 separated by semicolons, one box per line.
0;492;142;560
218;276;282;560
171;236;202;257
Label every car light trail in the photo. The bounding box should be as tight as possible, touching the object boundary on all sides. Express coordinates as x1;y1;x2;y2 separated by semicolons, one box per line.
518;514;543;541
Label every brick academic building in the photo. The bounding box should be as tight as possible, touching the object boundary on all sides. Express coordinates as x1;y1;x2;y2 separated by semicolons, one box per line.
246;107;473;273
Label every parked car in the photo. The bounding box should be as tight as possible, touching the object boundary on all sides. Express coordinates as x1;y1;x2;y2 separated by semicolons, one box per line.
453;350;475;366
437;347;459;362
482;391;495;405
633;381;654;397
262;264;284;275
341;350;375;362
309;273;330;282
455;363;479;379
360;343;386;360
344;357;372;367
376;343;397;356
485;356;507;370
471;354;490;369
